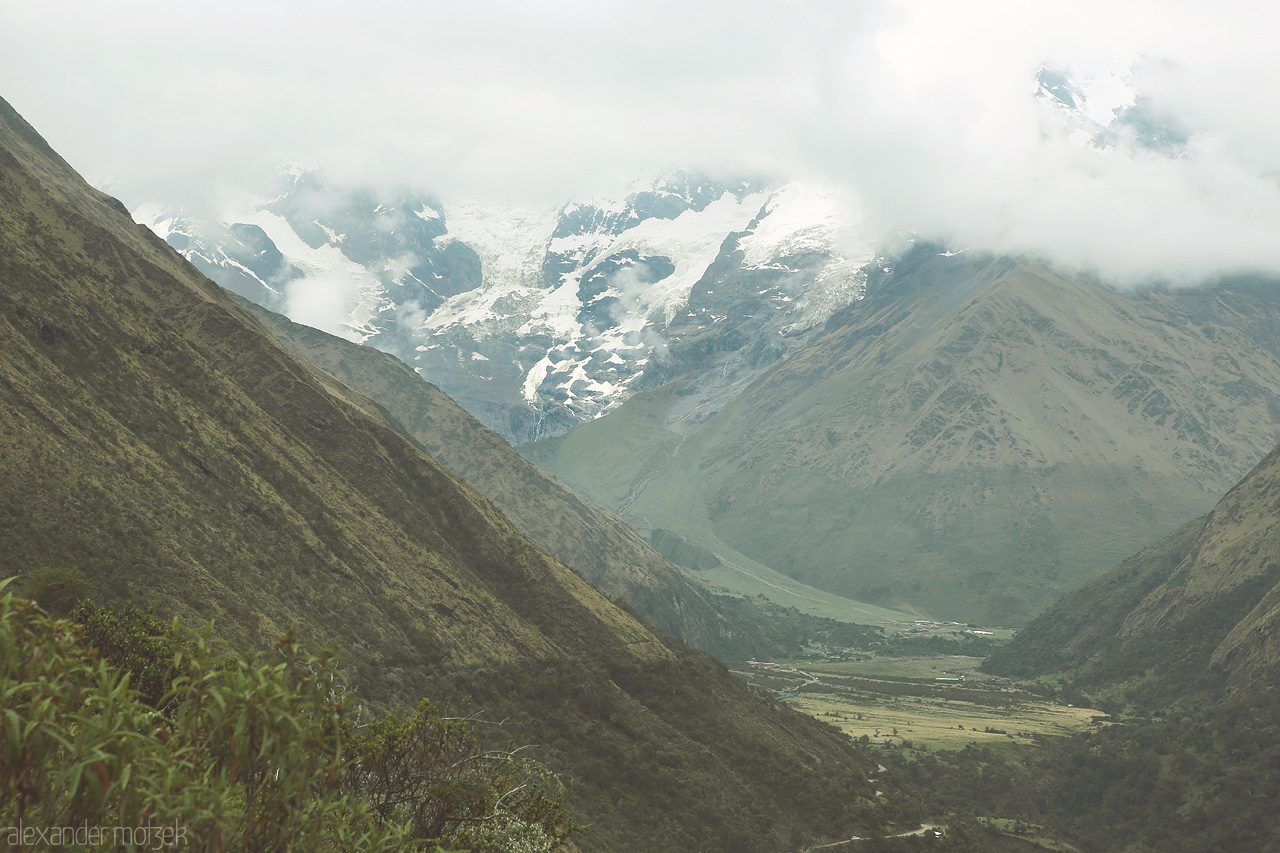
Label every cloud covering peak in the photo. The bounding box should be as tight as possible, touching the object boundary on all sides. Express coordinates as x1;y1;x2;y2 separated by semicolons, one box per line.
4;0;1280;284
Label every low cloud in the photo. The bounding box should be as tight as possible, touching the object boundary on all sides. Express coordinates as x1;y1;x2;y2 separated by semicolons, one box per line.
805;27;1280;284
284;273;360;340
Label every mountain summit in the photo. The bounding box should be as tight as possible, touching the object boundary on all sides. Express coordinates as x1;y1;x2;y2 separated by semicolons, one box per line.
527;246;1280;624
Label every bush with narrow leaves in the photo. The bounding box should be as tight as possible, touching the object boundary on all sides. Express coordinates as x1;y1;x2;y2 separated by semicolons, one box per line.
0;581;576;852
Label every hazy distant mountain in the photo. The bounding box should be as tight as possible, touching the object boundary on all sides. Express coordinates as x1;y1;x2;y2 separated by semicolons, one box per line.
136;174;875;443
1034;62;1188;156
525;246;1280;626
126;63;1254;630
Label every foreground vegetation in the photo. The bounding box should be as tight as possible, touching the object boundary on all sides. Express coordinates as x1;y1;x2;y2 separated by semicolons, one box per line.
3;574;932;852
1;583;576;852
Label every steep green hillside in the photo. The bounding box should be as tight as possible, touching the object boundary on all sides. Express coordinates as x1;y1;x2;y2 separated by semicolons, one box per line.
0;101;649;670
913;439;1280;851
989;437;1280;708
248;305;791;658
0;95;914;851
982;518;1206;704
527;248;1280;625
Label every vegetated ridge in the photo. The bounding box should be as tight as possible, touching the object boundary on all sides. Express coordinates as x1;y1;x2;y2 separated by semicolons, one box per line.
250;303;842;660
988;431;1280;708
893;426;1280;851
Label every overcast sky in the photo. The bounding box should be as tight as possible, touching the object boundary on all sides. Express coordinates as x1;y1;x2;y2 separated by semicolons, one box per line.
4;0;1280;284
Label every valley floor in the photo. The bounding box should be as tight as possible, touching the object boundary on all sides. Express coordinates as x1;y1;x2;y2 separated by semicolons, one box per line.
733;654;1102;753
731;653;1108;850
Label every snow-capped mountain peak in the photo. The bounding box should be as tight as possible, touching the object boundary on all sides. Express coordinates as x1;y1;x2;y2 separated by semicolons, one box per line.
137;172;874;442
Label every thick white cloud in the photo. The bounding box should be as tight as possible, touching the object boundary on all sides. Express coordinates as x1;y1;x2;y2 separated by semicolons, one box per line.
804;1;1280;283
4;0;1280;283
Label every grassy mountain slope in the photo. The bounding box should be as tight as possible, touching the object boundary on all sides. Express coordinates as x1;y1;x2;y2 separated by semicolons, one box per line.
526;248;1280;625
0;95;910;850
981;518;1206;702
989;438;1280;708
246;306;771;657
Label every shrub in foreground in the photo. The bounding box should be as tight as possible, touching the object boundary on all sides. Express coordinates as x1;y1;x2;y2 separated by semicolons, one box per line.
0;581;575;852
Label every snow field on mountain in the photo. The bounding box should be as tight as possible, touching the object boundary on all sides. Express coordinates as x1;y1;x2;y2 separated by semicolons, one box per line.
241;209;389;342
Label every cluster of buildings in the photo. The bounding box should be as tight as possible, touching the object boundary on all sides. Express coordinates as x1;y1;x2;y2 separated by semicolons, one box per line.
746;661;801;673
899;619;964;634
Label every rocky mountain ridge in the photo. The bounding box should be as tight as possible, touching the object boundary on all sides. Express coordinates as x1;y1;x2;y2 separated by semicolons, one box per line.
130;62;1189;451
138;173;875;443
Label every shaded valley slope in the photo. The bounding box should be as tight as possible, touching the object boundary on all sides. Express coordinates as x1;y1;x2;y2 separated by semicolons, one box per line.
989;433;1280;708
248;304;802;659
929;432;1280;851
